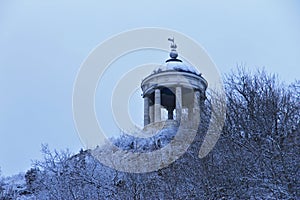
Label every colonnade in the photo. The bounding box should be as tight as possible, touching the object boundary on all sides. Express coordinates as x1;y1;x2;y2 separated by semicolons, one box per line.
143;86;201;126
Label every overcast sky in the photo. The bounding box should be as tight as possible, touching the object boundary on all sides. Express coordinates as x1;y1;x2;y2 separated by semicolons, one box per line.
0;0;299;176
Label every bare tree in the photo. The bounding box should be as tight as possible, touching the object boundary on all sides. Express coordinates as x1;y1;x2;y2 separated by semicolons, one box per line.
16;67;299;199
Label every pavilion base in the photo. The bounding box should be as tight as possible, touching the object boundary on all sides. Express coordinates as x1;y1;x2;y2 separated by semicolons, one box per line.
142;120;179;134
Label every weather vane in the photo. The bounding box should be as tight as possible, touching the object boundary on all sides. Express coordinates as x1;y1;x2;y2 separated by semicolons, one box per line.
168;37;177;50
168;37;178;59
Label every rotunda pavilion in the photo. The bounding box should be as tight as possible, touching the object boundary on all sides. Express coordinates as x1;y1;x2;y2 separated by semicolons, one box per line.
141;39;208;129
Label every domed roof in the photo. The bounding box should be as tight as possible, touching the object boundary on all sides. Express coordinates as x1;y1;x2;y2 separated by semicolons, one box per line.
152;59;200;75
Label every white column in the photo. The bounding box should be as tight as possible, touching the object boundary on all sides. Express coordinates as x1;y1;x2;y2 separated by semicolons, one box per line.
176;86;182;121
193;90;200;122
154;89;161;122
149;105;154;123
144;96;150;126
194;90;200;110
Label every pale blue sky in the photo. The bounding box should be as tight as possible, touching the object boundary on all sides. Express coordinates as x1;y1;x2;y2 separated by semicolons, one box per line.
0;0;299;176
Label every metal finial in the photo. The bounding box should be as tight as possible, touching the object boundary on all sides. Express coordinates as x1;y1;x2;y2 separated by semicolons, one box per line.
168;37;177;50
168;37;178;59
